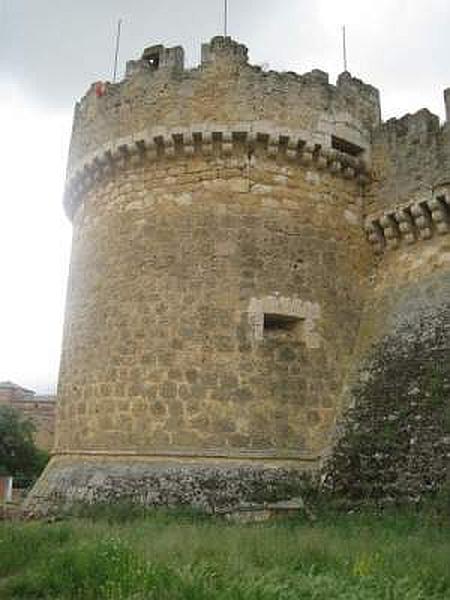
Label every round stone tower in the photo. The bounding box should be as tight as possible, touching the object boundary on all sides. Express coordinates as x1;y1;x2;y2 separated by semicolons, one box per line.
29;37;381;512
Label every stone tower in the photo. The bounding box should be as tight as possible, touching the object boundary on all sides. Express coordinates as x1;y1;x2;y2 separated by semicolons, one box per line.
29;37;450;512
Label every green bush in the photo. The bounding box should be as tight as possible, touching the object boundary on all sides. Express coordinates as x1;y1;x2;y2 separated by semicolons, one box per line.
0;405;49;479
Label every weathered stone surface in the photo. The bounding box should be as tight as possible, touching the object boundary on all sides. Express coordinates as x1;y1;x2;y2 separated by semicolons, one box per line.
28;36;450;512
27;456;310;515
323;244;450;503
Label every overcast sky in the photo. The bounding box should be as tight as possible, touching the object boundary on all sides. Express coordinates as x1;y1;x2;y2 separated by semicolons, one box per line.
0;0;449;393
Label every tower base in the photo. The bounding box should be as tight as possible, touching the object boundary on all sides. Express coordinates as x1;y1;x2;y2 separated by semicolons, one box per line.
26;455;315;516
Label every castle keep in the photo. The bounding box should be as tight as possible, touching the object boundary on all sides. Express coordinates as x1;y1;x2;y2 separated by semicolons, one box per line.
29;37;450;511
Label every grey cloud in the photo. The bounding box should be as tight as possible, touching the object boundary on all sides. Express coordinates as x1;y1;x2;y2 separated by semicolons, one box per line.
0;1;449;118
0;0;284;109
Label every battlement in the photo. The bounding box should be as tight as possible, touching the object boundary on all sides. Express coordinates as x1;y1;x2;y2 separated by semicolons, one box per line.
126;43;185;77
201;36;249;65
67;37;381;181
383;109;441;140
367;100;450;218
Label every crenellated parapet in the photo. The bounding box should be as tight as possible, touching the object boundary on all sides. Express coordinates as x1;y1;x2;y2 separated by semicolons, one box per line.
66;36;380;182
64;36;450;262
201;36;249;65
363;92;450;253
367;105;450;216
125;43;185;78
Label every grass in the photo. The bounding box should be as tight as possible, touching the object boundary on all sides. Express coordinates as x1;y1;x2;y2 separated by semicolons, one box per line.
0;507;449;599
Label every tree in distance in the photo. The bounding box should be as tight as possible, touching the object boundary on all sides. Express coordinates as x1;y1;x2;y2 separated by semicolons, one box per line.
0;405;49;482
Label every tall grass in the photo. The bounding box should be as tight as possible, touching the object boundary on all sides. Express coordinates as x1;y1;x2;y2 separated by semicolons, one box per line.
0;509;449;599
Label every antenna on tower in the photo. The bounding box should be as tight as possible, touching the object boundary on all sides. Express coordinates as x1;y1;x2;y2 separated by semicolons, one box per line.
224;0;228;37
113;18;122;83
342;25;348;72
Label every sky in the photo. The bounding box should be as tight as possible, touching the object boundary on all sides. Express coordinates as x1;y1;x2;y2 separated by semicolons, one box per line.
0;0;449;393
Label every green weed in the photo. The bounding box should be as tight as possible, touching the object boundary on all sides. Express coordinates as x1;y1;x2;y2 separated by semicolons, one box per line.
0;510;449;599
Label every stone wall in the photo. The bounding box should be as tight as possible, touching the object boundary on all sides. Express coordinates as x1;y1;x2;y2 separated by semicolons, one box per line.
327;90;450;505
366;107;450;217
29;456;312;514
13;398;55;452
323;236;450;503
57;152;371;460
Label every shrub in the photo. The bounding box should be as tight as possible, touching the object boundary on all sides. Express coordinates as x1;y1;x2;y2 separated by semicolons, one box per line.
0;405;49;479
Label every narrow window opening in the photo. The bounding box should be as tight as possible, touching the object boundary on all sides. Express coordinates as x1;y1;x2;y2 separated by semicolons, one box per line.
146;53;160;70
331;135;363;157
263;313;299;333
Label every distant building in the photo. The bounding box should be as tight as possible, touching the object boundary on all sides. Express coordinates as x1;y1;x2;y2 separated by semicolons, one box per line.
0;382;55;451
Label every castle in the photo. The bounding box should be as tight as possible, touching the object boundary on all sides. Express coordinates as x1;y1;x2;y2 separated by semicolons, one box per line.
28;37;450;512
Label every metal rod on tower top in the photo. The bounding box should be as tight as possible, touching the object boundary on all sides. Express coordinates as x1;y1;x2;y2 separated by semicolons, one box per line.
342;25;348;72
224;0;228;37
113;19;122;83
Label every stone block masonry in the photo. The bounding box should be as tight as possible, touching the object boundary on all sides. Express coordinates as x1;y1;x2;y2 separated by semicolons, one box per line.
27;36;450;513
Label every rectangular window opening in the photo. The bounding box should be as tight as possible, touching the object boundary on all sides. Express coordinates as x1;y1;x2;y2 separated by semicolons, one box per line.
331;135;363;157
264;313;299;333
146;53;160;70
